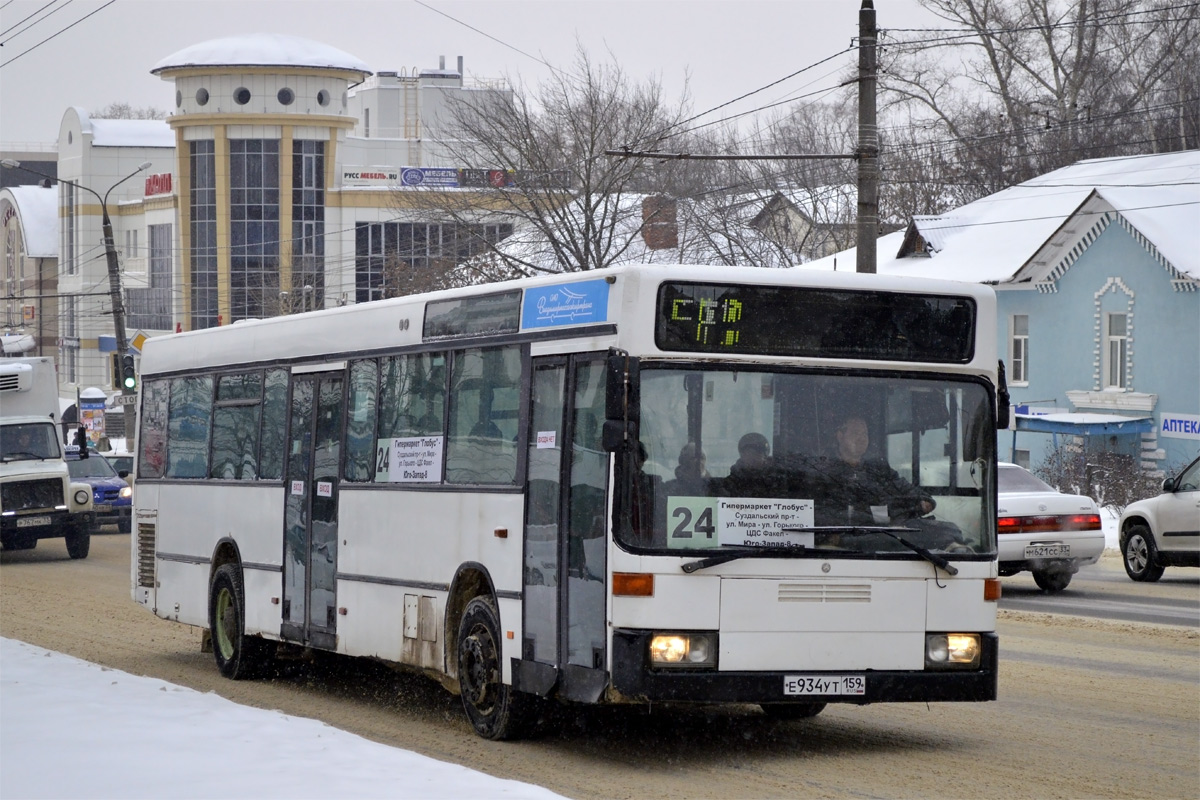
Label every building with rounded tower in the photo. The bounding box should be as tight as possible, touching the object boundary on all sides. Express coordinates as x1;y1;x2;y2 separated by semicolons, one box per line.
3;33;514;402
151;33;370;329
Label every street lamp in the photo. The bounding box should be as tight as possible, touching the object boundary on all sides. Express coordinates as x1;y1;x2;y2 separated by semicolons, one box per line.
3;158;152;445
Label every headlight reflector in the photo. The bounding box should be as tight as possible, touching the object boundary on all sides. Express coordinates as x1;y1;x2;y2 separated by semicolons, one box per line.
925;633;981;669
649;633;716;668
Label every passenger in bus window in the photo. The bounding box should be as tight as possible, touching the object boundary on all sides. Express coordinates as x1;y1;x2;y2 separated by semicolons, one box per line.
664;442;709;497
816;415;934;525
721;432;788;497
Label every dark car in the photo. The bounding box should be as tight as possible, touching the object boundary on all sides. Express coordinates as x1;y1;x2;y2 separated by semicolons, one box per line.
65;449;132;532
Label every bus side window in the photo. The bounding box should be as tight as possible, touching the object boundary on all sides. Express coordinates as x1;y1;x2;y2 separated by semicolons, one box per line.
138;379;170;479
258;368;289;480
344;359;378;482
446;346;519;484
167;376;213;479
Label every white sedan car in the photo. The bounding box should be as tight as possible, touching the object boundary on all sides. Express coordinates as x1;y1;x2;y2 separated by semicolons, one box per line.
996;463;1104;593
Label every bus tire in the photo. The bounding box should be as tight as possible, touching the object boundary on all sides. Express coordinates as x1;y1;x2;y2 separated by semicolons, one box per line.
1122;524;1165;582
209;564;272;679
760;703;827;720
64;527;90;559
457;596;534;740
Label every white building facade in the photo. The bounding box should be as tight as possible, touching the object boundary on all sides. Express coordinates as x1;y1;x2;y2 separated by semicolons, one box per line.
7;34;515;401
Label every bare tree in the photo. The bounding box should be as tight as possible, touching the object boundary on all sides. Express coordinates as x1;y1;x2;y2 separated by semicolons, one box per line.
880;0;1199;194
402;45;694;279
90;102;168;120
1035;439;1182;512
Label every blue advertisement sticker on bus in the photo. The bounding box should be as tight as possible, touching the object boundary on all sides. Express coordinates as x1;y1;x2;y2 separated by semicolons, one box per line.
521;279;610;330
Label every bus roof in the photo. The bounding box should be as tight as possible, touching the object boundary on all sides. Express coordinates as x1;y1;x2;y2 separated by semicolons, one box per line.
140;264;996;377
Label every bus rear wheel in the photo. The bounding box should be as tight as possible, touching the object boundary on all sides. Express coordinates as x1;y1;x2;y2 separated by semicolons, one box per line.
209;564;272;679
457;596;535;740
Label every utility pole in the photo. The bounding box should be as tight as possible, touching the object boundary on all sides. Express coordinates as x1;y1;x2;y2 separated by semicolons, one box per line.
2;158;151;450
856;0;879;274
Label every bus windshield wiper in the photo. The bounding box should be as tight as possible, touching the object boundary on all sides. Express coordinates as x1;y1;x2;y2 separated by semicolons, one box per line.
681;545;810;574
794;526;959;576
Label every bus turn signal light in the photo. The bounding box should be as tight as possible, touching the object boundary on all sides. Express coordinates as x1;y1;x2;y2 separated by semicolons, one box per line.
613;572;654;596
984;578;1002;601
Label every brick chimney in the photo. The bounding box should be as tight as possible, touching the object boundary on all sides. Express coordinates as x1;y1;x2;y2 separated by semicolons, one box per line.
641;195;678;250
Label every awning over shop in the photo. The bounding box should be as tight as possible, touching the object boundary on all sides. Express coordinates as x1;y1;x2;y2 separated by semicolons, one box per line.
1013;412;1154;436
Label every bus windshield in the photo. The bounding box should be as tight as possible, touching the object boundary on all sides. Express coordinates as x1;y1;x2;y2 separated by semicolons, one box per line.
620;366;996;557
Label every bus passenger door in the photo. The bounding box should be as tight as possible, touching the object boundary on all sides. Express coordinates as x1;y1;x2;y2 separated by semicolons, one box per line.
282;371;344;650
520;355;608;702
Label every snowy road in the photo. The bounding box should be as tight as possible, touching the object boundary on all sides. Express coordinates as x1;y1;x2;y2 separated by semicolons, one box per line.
3;534;1198;800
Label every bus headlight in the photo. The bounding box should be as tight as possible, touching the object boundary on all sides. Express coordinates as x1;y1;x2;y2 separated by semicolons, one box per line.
925;634;981;669
649;633;716;668
74;489;91;506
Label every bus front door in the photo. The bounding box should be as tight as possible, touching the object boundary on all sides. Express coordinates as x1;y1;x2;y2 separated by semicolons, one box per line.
282;372;344;650
521;355;608;702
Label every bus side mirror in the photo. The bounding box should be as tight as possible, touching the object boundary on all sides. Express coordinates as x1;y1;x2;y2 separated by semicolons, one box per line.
602;419;639;453
603;349;640;453
996;360;1011;430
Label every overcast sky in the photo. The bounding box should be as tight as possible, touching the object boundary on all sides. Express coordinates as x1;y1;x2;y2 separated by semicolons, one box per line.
0;0;939;144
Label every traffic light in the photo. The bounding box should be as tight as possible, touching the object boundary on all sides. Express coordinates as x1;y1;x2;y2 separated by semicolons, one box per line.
121;354;137;391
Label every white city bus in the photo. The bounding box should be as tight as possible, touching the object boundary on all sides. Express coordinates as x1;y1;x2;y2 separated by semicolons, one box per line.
131;264;1006;739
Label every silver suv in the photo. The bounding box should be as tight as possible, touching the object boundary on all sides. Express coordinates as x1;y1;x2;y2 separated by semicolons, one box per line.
1118;455;1200;581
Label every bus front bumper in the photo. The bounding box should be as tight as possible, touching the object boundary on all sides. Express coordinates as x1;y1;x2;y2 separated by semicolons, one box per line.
610;629;998;704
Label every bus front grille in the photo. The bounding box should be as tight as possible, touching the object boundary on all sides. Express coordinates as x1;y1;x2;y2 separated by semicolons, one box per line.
136;523;156;588
778;582;872;603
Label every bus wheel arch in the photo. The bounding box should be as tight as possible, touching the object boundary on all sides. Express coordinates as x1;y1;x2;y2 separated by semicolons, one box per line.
207;543;273;679
444;562;497;682
210;537;242;584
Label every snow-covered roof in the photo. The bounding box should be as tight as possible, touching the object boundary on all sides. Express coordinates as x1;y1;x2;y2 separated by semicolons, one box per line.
152;34;369;77
487;192;799;272
88;119;174;148
2;185;58;257
802;150;1200;283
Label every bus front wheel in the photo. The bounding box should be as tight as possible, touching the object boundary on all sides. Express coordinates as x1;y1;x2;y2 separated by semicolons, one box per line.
209;564;272;679
457;596;536;740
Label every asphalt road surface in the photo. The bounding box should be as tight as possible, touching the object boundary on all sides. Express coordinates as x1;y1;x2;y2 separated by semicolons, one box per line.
3;534;1197;800
999;551;1200;628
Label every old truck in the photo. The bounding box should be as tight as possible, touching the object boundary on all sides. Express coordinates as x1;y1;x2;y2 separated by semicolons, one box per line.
1;357;96;558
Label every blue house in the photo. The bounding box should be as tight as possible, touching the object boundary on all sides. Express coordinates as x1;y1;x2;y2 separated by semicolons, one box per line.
803;150;1199;477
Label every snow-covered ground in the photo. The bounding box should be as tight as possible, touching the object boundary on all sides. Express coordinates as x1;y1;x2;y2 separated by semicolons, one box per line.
1102;506;1120;549
0;638;564;800
0;510;1124;799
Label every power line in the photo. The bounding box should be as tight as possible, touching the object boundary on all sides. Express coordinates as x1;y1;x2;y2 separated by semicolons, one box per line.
410;0;557;72
0;0;112;68
881;2;1200;50
0;0;60;40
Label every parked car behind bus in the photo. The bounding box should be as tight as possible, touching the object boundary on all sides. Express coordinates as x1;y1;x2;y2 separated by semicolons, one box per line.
996;463;1104;593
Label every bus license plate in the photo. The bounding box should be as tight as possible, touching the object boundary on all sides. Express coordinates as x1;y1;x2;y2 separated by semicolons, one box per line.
1025;544;1069;559
16;516;51;528
784;675;866;696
